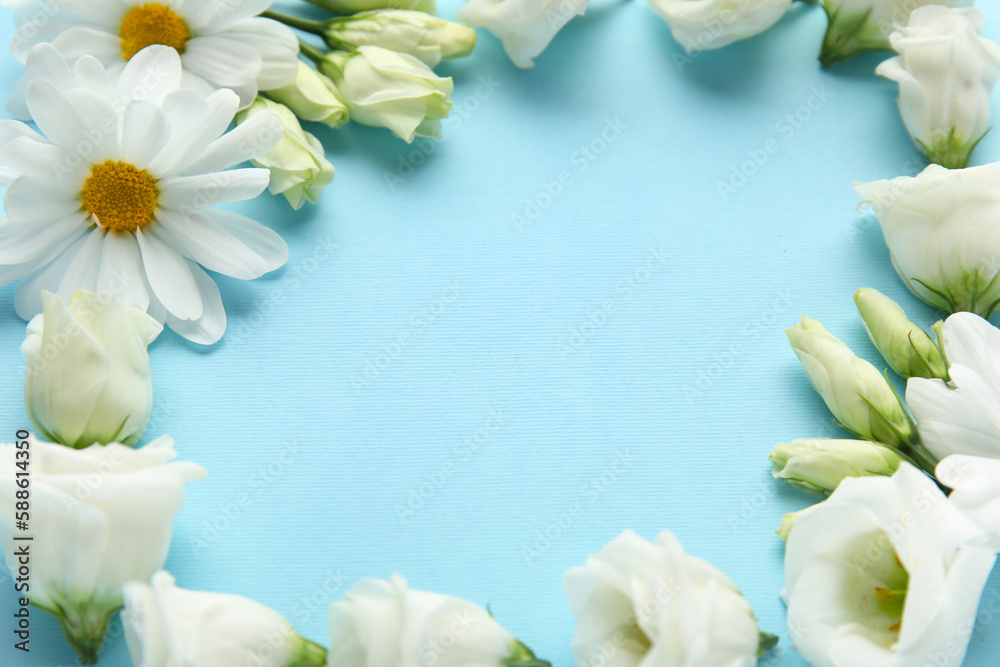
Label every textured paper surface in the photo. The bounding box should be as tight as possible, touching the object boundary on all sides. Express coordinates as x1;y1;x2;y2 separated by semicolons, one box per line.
2;1;1000;665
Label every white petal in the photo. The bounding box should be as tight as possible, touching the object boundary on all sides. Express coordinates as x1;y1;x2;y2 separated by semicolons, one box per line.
150;89;240;176
181;35;262;88
181;0;274;32
222;18;299;90
157;169;269;209
163;262;226;345
120;100;171;170
0;211;88;265
98;231;150;311
117;45;184;106
14;234;90;319
209;209;288;274
56;227;106;299
135;226;203;320
4;176;82;225
51;26;122;63
155;206;280;280
180;109;282;175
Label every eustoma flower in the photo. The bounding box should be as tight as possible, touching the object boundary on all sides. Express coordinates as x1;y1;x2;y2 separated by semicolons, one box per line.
328;574;548;667
322;11;478;67
22;290;162;449
457;0;589;68
876;7;1000;169
649;0;794;52
564;529;774;667
907;312;1000;460
818;0;967;66
786;316;916;450
264;61;350;129
310;44;454;143
0;45;288;344
855;163;1000;318
783;463;996;667
122;571;328;667
0;436;205;664
6;0;298;116
305;0;437;11
770;438;910;496
237;98;336;210
853;288;947;380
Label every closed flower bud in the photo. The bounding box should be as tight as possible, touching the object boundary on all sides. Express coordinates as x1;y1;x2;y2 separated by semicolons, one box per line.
305;0;436;12
0;437;205;664
853;288;948;380
324;11;477;67
22;290;161;449
123;571;327;667
855;162;1000;318
237;98;336;210
771;438;911;496
786;316;915;449
876;7;1000;169
818;0;966;66
317;46;453;143
264;62;349;129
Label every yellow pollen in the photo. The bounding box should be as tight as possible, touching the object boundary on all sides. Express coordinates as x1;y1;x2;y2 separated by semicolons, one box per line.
119;3;191;61
81;161;159;233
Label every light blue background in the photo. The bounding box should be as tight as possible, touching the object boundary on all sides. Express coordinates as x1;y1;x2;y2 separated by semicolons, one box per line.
2;0;1000;665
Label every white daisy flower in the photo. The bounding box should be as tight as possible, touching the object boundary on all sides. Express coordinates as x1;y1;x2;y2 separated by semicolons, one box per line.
0;44;289;345
5;0;299;118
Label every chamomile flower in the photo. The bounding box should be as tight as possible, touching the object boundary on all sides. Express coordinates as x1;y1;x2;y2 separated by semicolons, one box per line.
5;0;299;118
0;44;288;345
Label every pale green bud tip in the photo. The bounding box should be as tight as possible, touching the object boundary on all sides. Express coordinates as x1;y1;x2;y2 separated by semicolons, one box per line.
777;505;820;541
771;438;908;496
288;636;328;667
853;288;948;380
758;631;779;658
504;639;551;667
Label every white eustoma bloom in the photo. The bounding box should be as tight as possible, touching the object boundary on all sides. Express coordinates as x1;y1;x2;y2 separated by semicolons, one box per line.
783;463;996;667
5;0;298;117
323;11;478;67
786;316;915;449
457;0;589;68
937;455;1000;551
818;0;968;66
265;61;349;129
855;163;1000;318
22;290;161;449
564;529;767;667
306;0;436;12
237;98;335;210
648;0;794;52
0;437;205;664
122;571;328;667
907;312;1000;460
0;45;288;344
876;7;1000;169
328;574;546;667
316;46;454;143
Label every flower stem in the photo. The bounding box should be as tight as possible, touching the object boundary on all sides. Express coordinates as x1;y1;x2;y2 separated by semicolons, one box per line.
290;637;329;667
47;604;116;666
298;39;327;66
262;10;326;35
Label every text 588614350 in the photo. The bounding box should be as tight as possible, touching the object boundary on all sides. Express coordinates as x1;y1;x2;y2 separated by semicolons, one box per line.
12;429;31;654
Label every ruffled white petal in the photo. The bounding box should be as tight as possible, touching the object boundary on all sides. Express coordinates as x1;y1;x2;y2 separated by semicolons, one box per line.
135;227;203;321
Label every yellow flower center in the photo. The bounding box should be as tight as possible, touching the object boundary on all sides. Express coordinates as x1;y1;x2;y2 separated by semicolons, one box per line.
119;3;191;61
81;161;160;233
